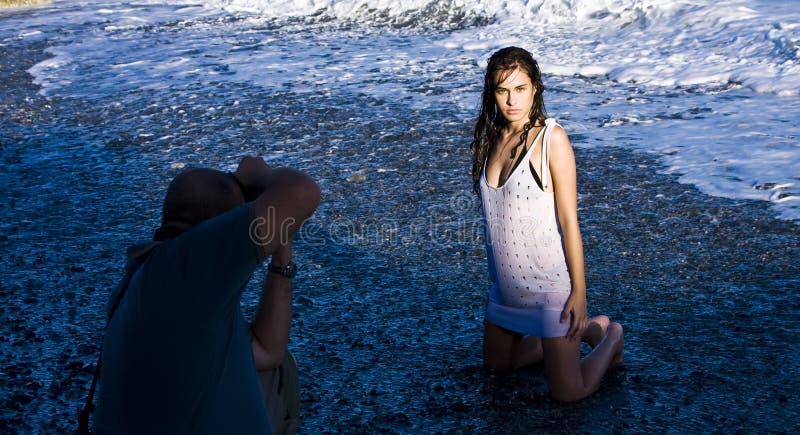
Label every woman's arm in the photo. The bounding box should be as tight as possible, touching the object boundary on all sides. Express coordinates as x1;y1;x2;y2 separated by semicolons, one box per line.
548;126;588;341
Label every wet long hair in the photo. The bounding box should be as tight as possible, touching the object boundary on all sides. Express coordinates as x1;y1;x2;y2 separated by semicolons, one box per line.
470;46;547;195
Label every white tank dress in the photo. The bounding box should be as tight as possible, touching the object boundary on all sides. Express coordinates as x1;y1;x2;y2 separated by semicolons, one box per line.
480;118;572;338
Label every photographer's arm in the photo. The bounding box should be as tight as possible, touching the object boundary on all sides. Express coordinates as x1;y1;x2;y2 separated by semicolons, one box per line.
249;243;294;370
234;156;320;370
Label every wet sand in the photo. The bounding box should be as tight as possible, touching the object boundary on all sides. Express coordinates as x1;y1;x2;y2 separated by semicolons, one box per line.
0;1;50;8
1;38;799;433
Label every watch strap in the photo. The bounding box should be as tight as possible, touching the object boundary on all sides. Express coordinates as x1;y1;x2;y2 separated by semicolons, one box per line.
268;261;297;279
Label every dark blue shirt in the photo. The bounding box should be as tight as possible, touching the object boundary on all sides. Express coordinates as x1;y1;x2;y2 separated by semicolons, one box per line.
94;203;271;434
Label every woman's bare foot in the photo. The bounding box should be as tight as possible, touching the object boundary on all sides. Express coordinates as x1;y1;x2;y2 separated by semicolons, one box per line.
582;315;610;348
607;322;624;367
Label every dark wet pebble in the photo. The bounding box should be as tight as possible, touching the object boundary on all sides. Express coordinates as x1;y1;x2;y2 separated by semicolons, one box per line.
10;392;35;406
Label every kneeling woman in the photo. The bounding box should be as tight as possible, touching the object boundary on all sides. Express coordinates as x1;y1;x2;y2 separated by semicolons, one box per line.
471;46;623;401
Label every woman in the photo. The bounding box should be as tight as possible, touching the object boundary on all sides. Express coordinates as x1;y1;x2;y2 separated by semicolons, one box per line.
471;46;623;401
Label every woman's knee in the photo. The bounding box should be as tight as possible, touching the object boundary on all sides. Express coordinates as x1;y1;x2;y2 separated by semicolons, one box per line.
547;371;587;402
549;385;586;402
590;315;610;328
608;322;624;341
541;337;585;401
546;369;588;401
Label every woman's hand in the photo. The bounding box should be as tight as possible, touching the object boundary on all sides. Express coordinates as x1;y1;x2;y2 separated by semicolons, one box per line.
561;290;587;341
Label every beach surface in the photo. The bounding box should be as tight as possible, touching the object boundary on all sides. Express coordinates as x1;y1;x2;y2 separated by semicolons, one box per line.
2;0;800;432
2;35;799;432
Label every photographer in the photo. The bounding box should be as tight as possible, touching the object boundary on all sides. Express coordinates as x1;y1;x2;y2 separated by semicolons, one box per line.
90;156;320;434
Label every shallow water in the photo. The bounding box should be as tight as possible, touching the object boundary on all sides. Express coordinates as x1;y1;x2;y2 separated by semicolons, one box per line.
1;0;799;433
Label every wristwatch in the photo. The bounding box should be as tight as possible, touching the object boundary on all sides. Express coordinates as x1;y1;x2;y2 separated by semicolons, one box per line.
268;261;297;279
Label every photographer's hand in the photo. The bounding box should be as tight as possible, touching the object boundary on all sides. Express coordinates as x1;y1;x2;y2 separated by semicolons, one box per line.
233;156;271;202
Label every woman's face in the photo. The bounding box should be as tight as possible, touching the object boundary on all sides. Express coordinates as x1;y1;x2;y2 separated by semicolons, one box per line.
493;67;535;126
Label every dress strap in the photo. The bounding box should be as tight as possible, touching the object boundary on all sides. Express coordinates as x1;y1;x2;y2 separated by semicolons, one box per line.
519;124;547;163
541;118;558;190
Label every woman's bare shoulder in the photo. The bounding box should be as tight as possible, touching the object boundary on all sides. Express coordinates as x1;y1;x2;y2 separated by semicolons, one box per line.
549;123;574;157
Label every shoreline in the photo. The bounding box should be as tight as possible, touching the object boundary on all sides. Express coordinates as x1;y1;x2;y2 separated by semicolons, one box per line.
0;0;50;8
1;36;799;432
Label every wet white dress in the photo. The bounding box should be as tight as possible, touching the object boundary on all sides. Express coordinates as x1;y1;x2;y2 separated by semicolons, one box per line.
480;118;572;337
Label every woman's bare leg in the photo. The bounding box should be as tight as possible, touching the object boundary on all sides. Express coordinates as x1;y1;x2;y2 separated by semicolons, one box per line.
542;322;624;402
583;315;610;348
582;315;623;366
515;335;544;368
483;321;544;370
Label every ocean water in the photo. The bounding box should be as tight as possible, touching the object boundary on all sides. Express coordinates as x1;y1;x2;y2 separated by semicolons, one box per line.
1;0;799;432
6;0;800;220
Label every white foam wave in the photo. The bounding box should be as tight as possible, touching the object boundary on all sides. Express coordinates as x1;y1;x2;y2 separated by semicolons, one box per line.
146;0;800;96
27;46;72;93
439;0;800;97
202;0;481;17
150;0;492;29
